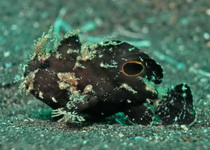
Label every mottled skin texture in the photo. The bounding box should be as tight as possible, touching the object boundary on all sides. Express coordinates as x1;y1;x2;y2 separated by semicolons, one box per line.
23;32;195;125
76;41;162;124
24;35;81;109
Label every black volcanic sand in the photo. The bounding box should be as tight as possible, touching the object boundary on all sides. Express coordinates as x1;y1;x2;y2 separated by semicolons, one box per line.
0;0;209;149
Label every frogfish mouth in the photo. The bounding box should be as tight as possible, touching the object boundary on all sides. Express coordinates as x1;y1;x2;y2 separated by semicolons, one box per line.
21;28;196;125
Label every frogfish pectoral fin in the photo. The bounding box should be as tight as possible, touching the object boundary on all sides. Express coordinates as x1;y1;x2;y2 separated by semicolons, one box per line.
155;84;196;125
124;105;154;125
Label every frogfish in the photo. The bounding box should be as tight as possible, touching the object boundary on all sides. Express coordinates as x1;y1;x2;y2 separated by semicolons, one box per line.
21;28;196;125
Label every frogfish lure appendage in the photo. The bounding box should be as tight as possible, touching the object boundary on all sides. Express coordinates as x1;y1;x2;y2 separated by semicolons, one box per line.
20;28;196;125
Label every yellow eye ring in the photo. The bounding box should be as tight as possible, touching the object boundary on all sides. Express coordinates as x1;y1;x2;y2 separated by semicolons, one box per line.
122;61;144;77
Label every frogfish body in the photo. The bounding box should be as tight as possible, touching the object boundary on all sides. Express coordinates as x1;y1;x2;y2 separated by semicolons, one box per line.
21;28;195;125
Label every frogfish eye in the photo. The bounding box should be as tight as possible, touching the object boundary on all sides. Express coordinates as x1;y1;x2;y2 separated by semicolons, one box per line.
122;61;144;76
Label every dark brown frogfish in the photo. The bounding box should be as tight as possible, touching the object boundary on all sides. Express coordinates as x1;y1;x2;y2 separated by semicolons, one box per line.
20;28;196;125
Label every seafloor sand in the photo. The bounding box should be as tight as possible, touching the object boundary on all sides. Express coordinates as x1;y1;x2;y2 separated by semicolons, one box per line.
0;0;209;149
